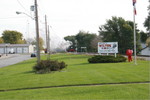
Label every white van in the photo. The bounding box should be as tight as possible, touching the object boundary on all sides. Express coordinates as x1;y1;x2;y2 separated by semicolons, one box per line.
9;48;15;54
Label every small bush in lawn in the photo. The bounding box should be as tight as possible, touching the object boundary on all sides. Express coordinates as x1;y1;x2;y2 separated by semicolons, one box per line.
88;55;126;63
33;60;67;74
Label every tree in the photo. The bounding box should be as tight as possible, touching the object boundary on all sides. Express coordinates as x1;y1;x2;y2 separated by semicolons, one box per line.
140;31;148;43
31;37;44;51
98;16;140;54
25;38;35;44
144;1;150;32
76;31;97;52
64;35;76;51
146;37;150;46
90;35;102;52
0;37;4;43
144;0;150;45
64;31;98;52
2;30;25;44
17;39;26;44
39;37;44;50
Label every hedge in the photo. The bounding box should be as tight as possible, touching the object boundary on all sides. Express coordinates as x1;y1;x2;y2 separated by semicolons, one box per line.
33;60;67;74
88;55;126;63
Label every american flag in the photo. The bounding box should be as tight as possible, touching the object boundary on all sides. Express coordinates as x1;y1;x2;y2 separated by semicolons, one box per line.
133;0;136;6
134;7;137;15
132;0;137;15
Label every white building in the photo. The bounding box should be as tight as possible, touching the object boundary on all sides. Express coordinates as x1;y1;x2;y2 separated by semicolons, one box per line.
0;44;35;54
140;43;150;56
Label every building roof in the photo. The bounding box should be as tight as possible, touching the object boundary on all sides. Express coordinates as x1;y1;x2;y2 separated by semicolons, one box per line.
0;44;31;47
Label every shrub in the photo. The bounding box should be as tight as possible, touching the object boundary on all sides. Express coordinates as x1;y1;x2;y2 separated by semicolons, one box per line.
88;55;126;63
33;60;67;74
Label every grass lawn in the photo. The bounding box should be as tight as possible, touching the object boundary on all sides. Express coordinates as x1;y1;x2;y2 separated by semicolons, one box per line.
0;53;149;99
0;84;149;100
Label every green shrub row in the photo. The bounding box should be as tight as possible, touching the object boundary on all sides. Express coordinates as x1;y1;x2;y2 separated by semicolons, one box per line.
33;60;67;74
88;55;126;63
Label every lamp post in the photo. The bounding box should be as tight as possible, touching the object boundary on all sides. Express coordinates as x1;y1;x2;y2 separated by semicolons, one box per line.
5;43;10;56
6;45;8;56
16;11;34;20
16;0;41;63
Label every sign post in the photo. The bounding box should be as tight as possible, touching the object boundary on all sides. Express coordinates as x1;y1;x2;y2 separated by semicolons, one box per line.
98;42;118;57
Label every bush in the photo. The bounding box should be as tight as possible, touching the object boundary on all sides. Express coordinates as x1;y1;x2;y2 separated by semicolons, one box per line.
88;55;126;63
33;60;67;74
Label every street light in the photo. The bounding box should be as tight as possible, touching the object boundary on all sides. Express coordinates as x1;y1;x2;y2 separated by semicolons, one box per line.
5;43;10;56
6;45;8;56
16;0;40;63
16;11;34;20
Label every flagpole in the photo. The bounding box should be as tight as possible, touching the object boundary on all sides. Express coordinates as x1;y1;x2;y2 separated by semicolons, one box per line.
133;5;137;65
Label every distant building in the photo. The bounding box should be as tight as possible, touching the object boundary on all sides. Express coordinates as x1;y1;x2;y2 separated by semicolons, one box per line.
140;43;150;56
0;44;35;54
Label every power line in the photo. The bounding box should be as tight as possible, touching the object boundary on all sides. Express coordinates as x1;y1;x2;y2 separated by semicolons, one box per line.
37;0;47;24
17;0;29;13
0;16;27;20
38;0;47;15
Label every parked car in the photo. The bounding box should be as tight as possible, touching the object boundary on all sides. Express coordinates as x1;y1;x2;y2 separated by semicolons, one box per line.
31;53;36;57
9;49;15;54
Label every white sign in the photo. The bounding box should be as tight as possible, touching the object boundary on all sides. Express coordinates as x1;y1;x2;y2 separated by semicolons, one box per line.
98;42;118;54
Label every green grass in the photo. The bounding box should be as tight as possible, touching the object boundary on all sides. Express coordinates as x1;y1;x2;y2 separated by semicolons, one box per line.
0;84;149;100
0;53;149;99
0;54;149;90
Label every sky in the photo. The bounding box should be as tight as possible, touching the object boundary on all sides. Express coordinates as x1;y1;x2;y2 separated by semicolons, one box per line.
0;0;149;48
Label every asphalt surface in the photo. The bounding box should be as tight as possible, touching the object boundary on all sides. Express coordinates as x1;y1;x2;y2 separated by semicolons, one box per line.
0;54;33;68
137;56;150;61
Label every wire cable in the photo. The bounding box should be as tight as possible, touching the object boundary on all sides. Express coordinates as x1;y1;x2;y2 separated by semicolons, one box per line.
0;16;27;20
17;0;29;13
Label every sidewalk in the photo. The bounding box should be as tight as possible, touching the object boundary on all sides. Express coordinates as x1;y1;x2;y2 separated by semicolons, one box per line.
0;54;18;60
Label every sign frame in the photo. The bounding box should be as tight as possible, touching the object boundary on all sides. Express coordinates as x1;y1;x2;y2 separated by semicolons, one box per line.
98;42;118;54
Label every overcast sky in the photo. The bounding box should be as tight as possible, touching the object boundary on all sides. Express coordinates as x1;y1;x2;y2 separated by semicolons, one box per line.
0;0;149;47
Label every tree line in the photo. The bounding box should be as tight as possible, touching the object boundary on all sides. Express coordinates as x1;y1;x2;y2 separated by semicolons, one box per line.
0;30;44;50
1;1;149;54
65;1;150;54
64;1;150;54
64;16;149;54
64;31;101;52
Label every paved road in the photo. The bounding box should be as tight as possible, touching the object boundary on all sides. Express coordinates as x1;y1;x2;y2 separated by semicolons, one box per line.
0;54;33;68
138;56;150;61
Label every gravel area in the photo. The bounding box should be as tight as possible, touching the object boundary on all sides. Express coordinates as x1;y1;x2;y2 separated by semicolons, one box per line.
0;54;33;68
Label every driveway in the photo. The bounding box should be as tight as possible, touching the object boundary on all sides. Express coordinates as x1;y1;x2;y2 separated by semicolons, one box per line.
0;54;33;68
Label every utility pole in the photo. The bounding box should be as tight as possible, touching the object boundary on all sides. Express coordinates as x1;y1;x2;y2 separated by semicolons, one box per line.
149;0;150;37
35;0;40;63
47;25;50;60
45;15;48;54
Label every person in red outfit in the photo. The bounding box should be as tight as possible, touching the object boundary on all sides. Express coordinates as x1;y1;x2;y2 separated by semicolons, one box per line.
126;49;133;62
